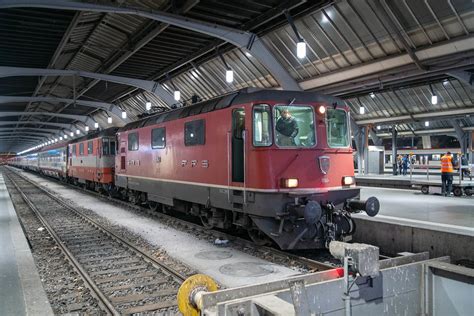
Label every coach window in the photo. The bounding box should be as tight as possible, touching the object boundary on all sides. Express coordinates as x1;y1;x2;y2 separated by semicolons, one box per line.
253;104;272;147
152;127;166;149
72;144;76;156
87;141;93;155
128;132;139;151
79;143;84;155
184;120;205;146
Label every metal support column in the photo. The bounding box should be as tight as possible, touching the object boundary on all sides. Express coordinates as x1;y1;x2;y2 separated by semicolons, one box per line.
392;126;398;175
451;119;468;155
364;126;369;175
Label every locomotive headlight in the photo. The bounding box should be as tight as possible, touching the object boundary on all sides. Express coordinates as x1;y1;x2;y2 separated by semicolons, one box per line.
281;178;298;188
342;176;355;186
318;105;326;114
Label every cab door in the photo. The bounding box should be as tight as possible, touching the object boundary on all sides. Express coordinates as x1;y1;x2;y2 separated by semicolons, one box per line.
231;109;245;183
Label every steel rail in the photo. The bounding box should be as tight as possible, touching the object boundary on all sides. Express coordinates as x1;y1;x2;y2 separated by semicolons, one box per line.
7;166;335;272
9;168;187;283
5;172;119;316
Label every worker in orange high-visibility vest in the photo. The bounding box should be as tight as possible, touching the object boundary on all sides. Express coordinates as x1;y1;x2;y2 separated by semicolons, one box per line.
440;151;454;196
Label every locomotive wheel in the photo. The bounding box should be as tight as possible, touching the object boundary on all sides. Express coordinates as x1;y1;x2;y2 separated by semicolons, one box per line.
129;192;141;205
148;201;160;212
248;228;272;246
200;212;214;229
453;187;463;197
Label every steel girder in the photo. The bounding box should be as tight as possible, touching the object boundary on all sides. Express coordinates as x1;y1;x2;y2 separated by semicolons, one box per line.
0;96;130;123
0;121;74;129
0;66;175;106
447;70;473;86
0;111;95;126
0;131;55;137
0;0;301;91
0;135;46;140
356;107;474;125
0;127;63;133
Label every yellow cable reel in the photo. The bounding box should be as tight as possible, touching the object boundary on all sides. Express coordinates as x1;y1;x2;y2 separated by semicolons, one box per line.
177;274;218;316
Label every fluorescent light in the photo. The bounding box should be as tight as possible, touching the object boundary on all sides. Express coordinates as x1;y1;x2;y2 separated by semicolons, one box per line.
377;125;381;130
425;121;430;127
76;129;80;135
85;126;89;132
107;116;112;124
70;132;74;137
59;137;63;141
121;111;127;119
54;138;58;142
225;69;234;83
145;101;152;111
174;90;181;101
191;70;199;79
297;41;306;59
245;52;252;57
64;134;68;139
443;80;449;86
359;106;365;115
431;95;438;105
370;92;375;98
94;122;99;129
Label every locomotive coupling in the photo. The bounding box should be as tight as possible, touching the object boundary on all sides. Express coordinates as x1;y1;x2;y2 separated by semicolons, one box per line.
346;197;380;217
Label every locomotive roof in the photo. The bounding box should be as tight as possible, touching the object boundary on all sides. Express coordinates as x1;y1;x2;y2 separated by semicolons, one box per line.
119;89;345;132
68;127;119;145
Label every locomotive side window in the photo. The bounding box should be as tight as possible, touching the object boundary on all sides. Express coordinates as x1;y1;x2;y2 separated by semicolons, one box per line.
274;105;315;147
128;132;139;151
184;119;205;146
102;138;110;155
87;141;93;155
79;143;84;155
110;140;116;155
326;109;349;148
152;127;166;149
253;104;272;147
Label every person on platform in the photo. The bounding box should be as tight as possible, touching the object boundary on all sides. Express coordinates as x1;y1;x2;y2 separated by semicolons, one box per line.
440;151;455;196
459;153;471;181
276;109;299;146
402;154;409;176
397;155;403;175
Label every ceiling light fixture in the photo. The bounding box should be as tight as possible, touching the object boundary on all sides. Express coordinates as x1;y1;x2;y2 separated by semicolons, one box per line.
284;10;307;59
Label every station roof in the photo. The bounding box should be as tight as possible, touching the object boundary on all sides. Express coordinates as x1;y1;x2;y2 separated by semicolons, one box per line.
0;0;472;153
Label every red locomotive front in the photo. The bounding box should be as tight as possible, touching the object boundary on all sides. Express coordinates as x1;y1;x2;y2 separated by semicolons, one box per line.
115;89;379;249
67;128;118;191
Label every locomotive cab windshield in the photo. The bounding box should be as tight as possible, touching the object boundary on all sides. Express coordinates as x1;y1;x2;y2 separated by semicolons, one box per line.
326;108;350;148
274;105;316;147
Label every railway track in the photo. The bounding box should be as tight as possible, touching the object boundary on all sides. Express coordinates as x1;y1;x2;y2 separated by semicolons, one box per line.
7;166;337;273
4;168;187;315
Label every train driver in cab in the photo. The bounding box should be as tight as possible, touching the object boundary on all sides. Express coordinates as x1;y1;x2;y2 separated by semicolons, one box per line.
276;108;299;146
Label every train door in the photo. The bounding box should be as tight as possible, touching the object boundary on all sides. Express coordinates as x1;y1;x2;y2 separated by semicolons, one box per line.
120;139;127;171
232;109;245;183
96;138;101;181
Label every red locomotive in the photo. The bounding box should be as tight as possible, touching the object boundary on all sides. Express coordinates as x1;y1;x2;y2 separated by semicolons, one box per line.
67;128;117;191
10;89;379;250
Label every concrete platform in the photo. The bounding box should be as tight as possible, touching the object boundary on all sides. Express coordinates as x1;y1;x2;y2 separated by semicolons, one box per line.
353;187;474;262
0;173;53;315
356;173;473;189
